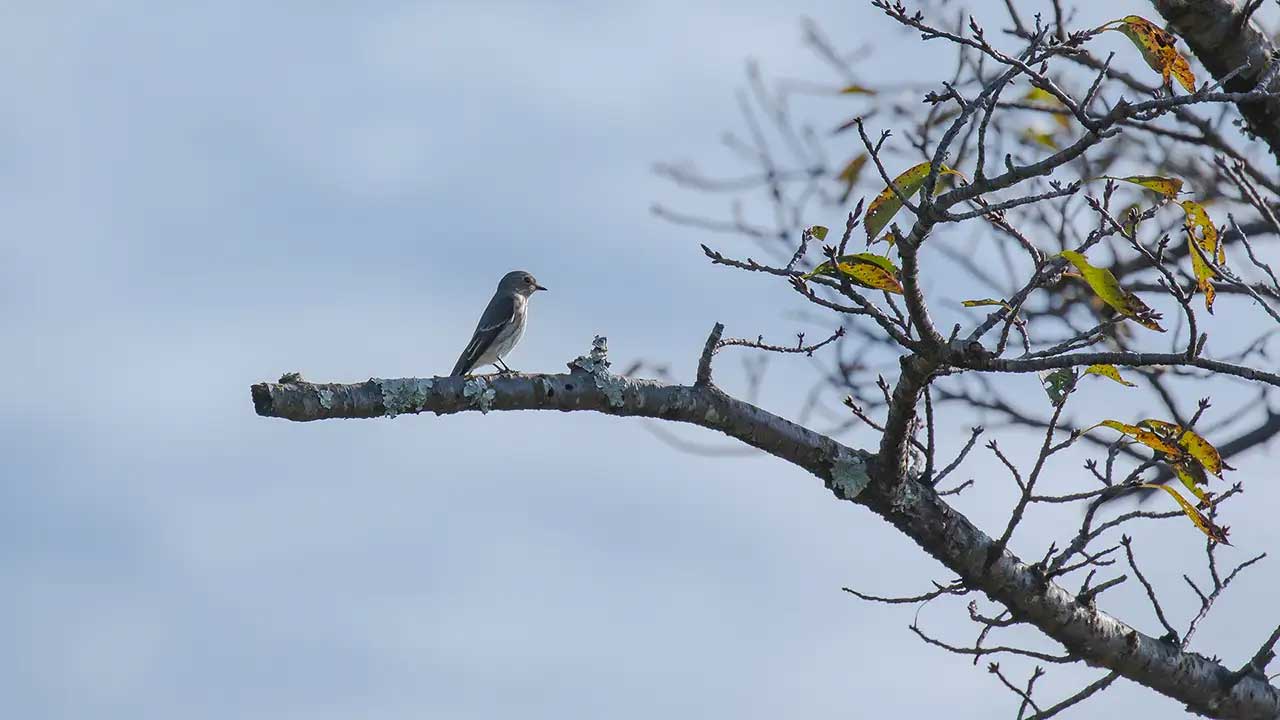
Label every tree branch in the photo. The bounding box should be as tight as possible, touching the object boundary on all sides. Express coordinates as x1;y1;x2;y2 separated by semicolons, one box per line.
252;337;1280;719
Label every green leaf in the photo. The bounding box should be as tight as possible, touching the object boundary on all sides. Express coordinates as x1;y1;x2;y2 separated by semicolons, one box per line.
1059;250;1166;331
864;162;964;243
1039;368;1078;406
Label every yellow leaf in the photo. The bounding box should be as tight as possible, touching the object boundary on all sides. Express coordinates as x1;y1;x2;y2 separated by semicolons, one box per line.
805;253;904;293
1177;427;1227;477
1180;200;1222;312
1172;461;1212;506
837;154;868;185
1188;231;1218;312
838;84;877;95
1101;175;1183;198
836;154;869;202
1083;364;1136;387
1089;420;1184;457
1022;87;1071;130
1059;250;1166;331
1181;199;1223;263
864;162;964;243
1136;419;1230;478
838;258;904;294
1140;484;1230;544
1102;16;1196;93
1023;87;1057;103
1136;418;1179;436
961;298;1012;309
1021;128;1059;150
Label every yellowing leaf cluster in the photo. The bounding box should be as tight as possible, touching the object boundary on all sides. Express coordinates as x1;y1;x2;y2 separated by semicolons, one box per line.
1088;418;1234;543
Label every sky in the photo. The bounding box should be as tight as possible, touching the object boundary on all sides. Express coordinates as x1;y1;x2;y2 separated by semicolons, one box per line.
4;1;1279;718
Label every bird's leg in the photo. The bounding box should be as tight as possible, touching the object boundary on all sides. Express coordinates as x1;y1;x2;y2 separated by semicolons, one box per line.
494;358;514;374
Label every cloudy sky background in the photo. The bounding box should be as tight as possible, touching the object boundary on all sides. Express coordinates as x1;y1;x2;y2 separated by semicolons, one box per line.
5;1;1279;718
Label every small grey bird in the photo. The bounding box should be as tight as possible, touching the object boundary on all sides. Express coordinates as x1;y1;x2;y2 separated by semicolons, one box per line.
450;270;547;377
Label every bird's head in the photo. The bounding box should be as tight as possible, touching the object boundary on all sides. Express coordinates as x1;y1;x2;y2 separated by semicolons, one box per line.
499;270;547;297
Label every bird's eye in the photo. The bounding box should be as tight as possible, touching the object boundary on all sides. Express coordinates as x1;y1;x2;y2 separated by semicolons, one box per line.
524;276;533;284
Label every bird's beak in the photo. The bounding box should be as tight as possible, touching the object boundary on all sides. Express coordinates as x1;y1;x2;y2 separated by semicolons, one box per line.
535;284;548;291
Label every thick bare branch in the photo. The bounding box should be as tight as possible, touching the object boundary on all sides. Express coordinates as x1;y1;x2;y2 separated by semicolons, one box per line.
252;337;1280;719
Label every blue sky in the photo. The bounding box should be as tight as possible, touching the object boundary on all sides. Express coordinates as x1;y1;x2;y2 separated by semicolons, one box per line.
5;1;1278;718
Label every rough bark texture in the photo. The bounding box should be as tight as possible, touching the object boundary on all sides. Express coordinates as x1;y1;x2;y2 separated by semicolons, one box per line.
251;340;1280;719
1152;0;1280;161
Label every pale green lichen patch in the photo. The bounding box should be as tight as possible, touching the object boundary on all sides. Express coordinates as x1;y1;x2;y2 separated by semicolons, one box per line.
568;335;625;407
829;453;871;500
376;378;435;418
462;377;496;414
596;373;626;407
569;335;610;374
317;388;335;410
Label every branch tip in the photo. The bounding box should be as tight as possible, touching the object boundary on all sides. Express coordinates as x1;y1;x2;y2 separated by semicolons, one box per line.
696;322;725;386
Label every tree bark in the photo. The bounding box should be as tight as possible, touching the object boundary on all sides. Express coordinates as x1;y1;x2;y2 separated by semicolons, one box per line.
1151;0;1280;162
251;337;1280;719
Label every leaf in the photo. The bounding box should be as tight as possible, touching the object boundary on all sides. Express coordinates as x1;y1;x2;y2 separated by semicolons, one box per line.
1022;87;1071;130
1021;127;1059;150
1101;15;1196;93
1187;230;1218;312
961;298;1012;309
1180;199;1222;312
838;84;877;95
836;154;869;202
1140;484;1230;544
1059;250;1166;332
807;225;830;241
1181;199;1223;263
1135;419;1231;478
1101;175;1183;198
839;258;905;294
1088;420;1184;458
1177;427;1227;478
1136;418;1179;436
864;161;964;243
1172;461;1212;506
804;253;904;294
1039;368;1078;406
1083;364;1136;387
1023;87;1057;103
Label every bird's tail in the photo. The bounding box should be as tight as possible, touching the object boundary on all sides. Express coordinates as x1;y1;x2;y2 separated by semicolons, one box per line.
450;356;471;377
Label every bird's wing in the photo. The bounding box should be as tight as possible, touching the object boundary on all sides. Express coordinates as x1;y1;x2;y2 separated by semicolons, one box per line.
450;293;516;376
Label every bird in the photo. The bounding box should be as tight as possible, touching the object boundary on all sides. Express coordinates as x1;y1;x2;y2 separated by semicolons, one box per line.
450;270;547;377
